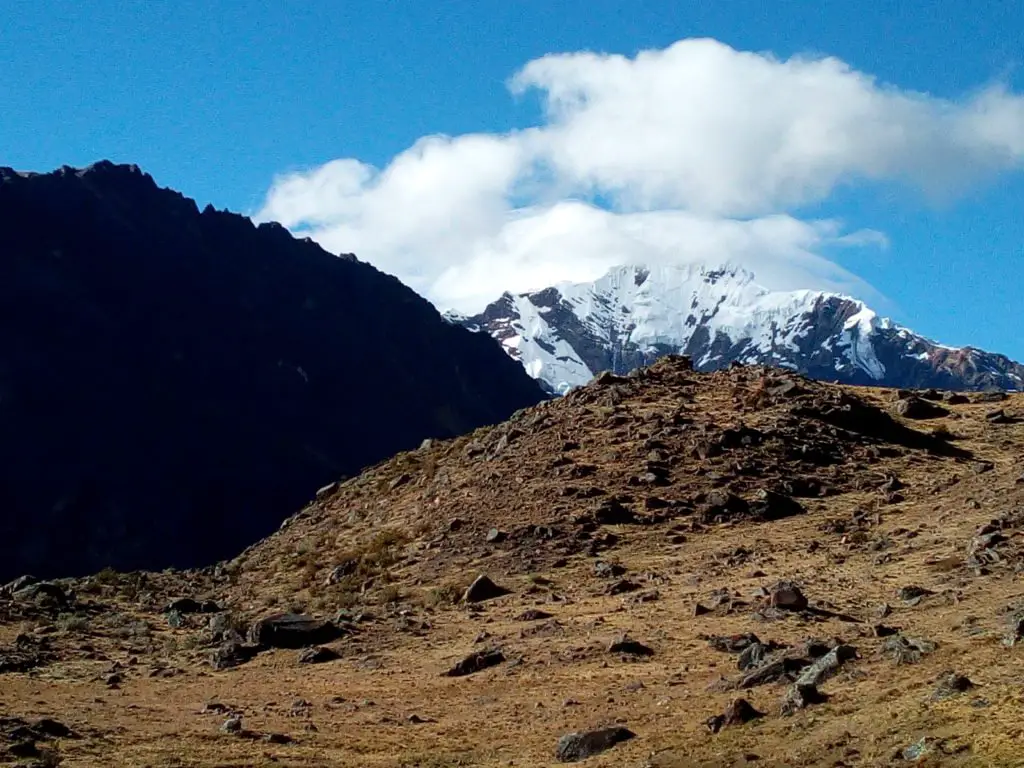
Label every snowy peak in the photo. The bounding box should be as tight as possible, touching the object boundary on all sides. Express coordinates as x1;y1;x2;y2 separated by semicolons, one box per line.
456;263;1024;394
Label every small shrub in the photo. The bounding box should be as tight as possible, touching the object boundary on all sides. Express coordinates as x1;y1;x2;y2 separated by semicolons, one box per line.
422;583;464;608
55;613;90;634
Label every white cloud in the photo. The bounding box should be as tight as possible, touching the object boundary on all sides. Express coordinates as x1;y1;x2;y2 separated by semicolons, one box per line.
256;38;1024;312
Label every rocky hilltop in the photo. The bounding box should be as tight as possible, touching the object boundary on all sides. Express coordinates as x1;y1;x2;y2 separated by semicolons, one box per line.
451;264;1024;394
0;161;545;580
2;358;1022;766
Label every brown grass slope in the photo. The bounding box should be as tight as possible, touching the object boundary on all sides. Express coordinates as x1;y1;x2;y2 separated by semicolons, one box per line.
2;357;1024;767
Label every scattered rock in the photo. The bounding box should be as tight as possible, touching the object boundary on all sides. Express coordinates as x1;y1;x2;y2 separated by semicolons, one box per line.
1003;612;1024;647
738;657;808;689
976;390;1008;403
768;581;808;611
986;409;1011;424
897;585;934;605
297;646;341;664
445;649;505;677
210;640;260;670
555;726;636;762
607;637;654;657
463;575;512;603
902;737;937;761
165;597;220;614
594;561;627;579
737;642;771;671
706;698;764;734
749;489;805;521
516;609;554;622
794;644;857;686
221;716;243;734
1;575;40;595
700;490;750;522
264;733;293;744
895;397;948;420
882;635;937;665
707;633;762;654
942;392;969;405
593;498;639;525
606;579;640;595
932;672;974;700
485;528;507;543
12;582;69;607
249;614;344;649
625;589;660;605
781;682;827;715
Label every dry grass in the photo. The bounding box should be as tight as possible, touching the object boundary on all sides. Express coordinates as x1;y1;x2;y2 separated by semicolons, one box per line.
2;364;1023;767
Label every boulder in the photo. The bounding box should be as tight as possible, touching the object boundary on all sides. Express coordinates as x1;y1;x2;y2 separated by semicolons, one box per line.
794;644;857;686
209;641;260;670
462;575;512;603
749;489;805;521
248;614;344;649
768;581;808;611
445;649;505;677
2;575;40;595
297;646;341;664
12;582;69;607
894;397;948;420
705;698;763;733
593;561;627;579
165;597;221;614
781;682;827;715
607;637;654;657
555;726;636;762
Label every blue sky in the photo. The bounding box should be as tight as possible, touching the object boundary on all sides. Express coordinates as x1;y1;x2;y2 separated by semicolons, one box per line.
3;0;1023;359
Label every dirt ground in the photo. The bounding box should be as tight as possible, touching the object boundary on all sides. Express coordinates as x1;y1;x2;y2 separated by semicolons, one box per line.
3;360;1024;767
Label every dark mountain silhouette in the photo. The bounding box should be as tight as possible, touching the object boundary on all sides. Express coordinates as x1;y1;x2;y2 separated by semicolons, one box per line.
0;161;545;580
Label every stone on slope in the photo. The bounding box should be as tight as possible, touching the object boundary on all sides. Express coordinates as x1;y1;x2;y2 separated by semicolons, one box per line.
165;598;221;614
607;637;654;657
768;581;808;611
445;649;505;677
462;575;512;603
555;726;636;762
749;490;805;521
794;644;857;686
895;397;948;420
209;641;260;670
248;614;344;649
781;682;827;715
297;646;341;664
705;698;764;734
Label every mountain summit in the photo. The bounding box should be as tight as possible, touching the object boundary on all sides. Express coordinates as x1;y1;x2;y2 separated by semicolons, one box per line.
452;263;1024;394
0;161;545;580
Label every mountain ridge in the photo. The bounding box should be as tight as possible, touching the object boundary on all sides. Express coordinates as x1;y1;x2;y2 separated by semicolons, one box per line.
451;263;1024;394
0;160;545;580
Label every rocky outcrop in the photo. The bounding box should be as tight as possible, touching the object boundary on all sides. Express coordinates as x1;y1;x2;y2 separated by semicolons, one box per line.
0;161;545;580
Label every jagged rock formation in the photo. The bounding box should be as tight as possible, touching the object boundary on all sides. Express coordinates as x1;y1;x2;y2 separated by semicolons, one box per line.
451;264;1024;394
0;161;545;580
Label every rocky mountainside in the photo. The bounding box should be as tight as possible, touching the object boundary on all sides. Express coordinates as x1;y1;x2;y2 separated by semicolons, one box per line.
2;358;1022;765
0;161;544;580
451;264;1024;394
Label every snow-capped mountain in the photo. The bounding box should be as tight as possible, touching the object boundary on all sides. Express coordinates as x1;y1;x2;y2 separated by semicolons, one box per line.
449;263;1024;394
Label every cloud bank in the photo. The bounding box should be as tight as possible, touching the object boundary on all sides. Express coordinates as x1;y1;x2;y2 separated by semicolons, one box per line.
257;38;1024;312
